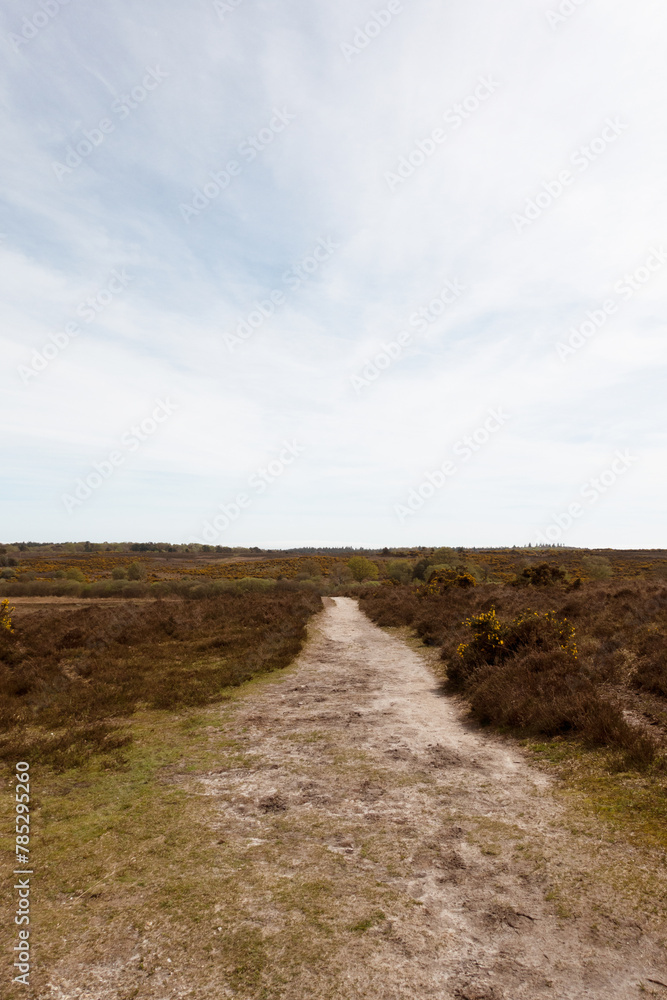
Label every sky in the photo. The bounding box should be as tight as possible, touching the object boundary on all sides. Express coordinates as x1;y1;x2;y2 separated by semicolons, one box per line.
1;0;666;548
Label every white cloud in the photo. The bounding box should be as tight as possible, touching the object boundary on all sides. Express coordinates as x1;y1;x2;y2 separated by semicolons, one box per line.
1;0;665;545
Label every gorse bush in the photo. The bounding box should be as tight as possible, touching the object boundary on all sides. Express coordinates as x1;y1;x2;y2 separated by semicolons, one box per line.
450;607;576;687
514;563;566;586
1;598;14;633
426;568;476;594
454;607;654;767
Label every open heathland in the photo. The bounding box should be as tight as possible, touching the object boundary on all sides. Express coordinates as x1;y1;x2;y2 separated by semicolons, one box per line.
3;551;667;997
2;542;667;599
2;596;666;999
0;589;321;771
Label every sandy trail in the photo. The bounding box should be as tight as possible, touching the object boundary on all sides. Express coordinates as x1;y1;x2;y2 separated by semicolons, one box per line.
194;596;665;999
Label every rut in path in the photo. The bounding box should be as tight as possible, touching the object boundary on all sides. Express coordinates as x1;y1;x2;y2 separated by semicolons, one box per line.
198;596;665;1000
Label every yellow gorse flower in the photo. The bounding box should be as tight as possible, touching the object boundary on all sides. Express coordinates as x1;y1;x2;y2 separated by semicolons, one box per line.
457;605;577;661
1;597;15;633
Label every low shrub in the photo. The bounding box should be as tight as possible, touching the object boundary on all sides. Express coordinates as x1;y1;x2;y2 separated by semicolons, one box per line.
425;568;476;594
633;650;667;698
468;649;655;769
0;580;84;597
447;607;577;687
513;563;566;586
0;577;286;600
582;555;613;580
82;580;149;598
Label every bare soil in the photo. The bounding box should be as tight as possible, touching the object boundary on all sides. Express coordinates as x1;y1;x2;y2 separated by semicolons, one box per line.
31;597;667;998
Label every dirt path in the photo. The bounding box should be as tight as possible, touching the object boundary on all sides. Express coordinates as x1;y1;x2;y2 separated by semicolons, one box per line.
187;597;666;999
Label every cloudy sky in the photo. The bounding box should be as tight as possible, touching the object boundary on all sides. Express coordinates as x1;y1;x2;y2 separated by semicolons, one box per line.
1;0;665;547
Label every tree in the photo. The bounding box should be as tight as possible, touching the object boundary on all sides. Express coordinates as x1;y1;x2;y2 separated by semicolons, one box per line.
429;547;456;566
412;558;429;581
347;556;379;582
330;563;352;584
301;558;321;577
386;560;412;585
127;561;146;581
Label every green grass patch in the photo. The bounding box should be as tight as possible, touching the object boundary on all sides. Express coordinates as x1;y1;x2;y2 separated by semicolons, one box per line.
525;738;667;852
349;910;386;933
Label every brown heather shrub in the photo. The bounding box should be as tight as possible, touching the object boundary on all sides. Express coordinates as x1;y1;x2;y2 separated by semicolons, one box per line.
633;650;667;698
0;590;321;771
468;650;656;769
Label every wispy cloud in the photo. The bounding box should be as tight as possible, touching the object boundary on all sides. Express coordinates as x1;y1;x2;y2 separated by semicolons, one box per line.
1;0;665;546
